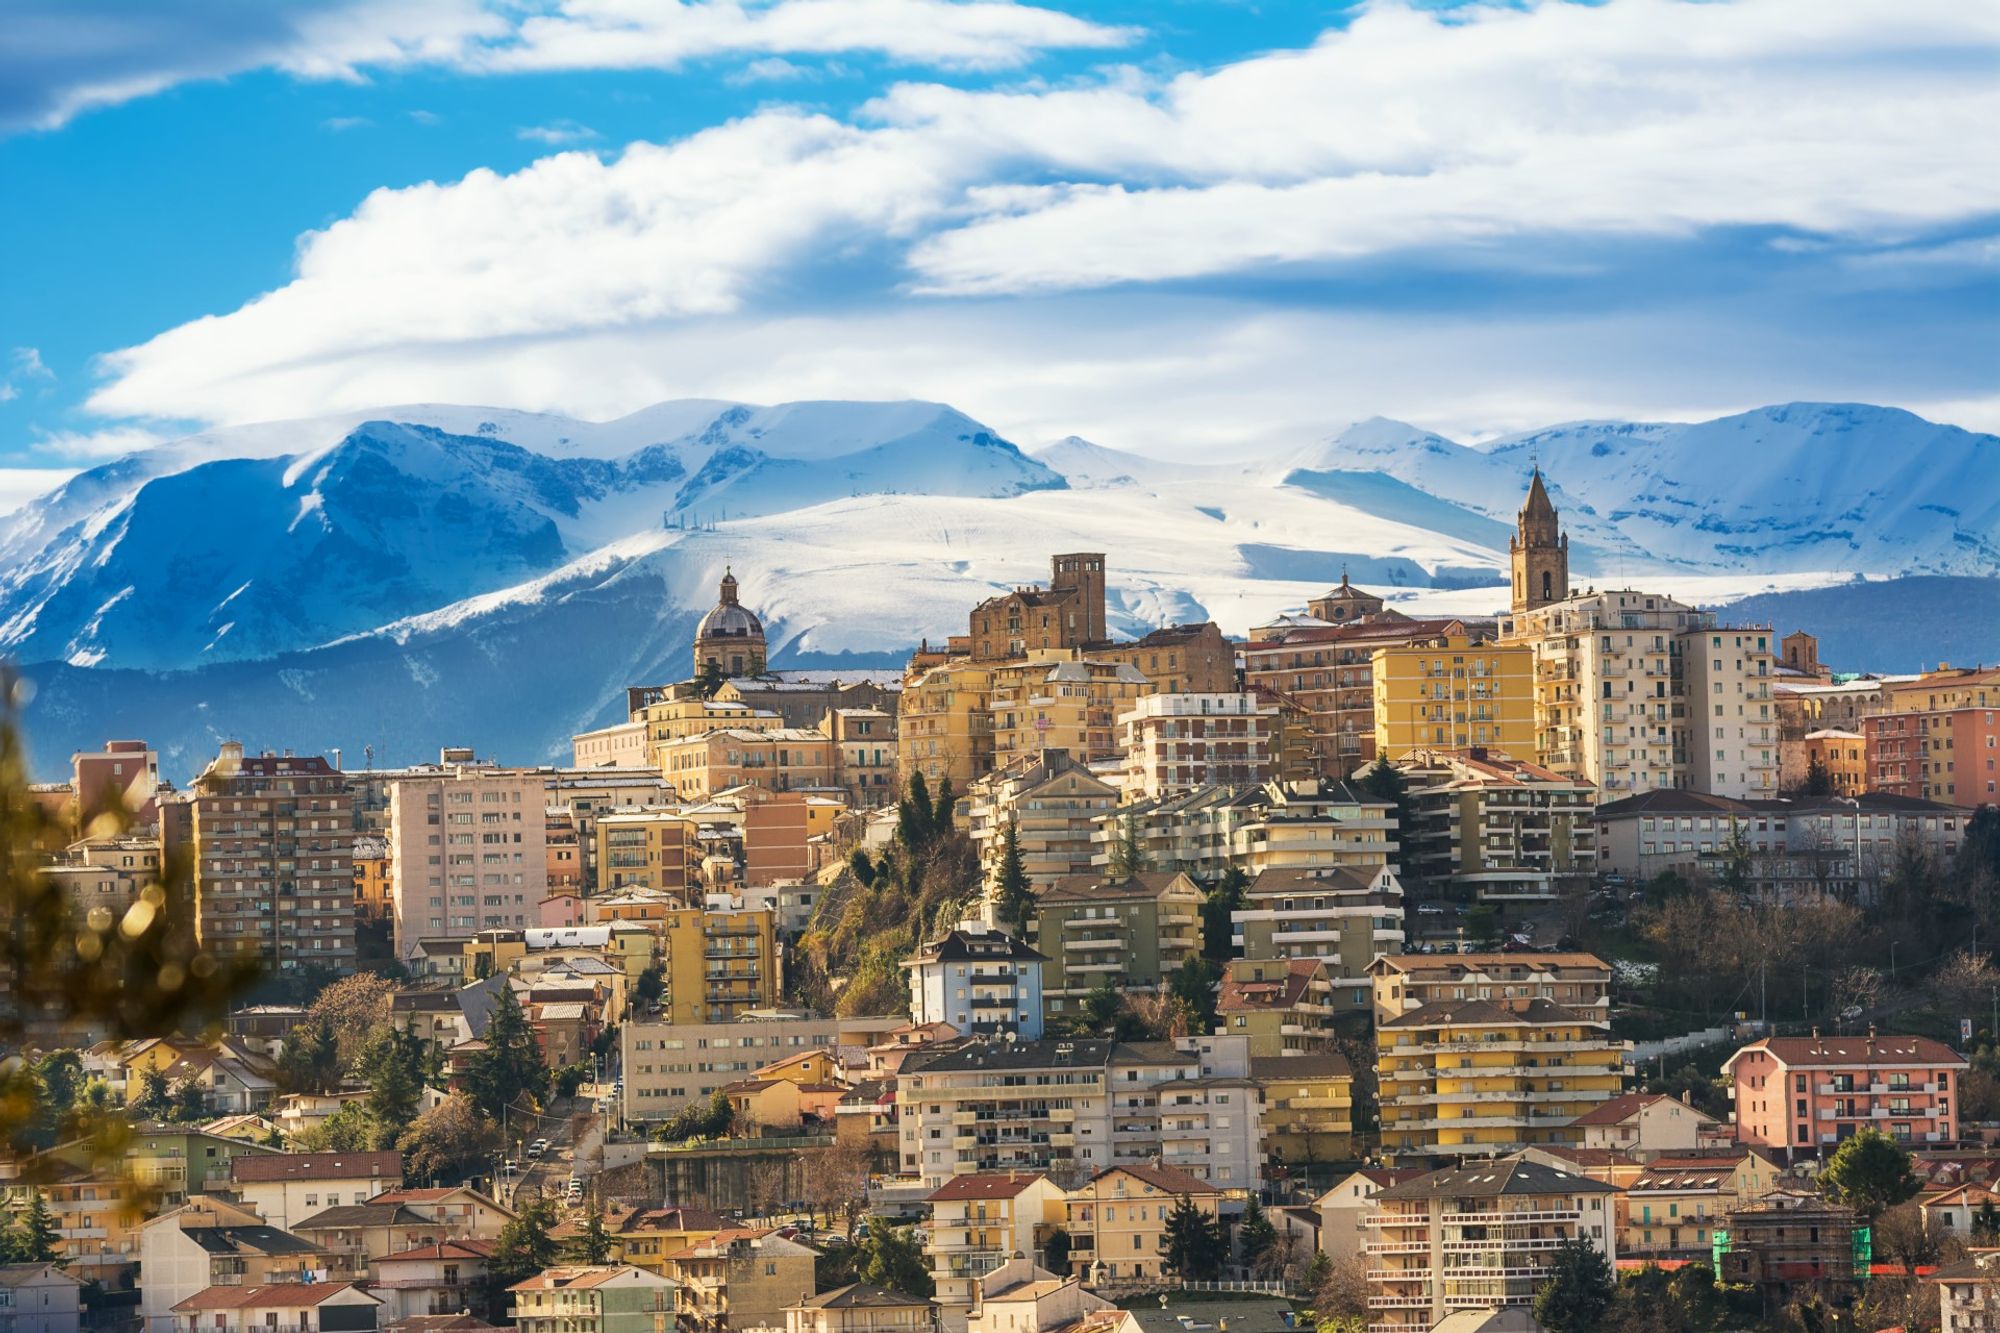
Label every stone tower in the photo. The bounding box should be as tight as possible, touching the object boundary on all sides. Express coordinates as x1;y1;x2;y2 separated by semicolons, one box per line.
1509;468;1569;614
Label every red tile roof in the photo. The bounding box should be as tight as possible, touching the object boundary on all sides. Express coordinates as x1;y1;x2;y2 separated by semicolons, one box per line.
928;1172;1050;1203
173;1284;373;1312
1727;1035;1967;1069
1094;1163;1218;1195
1569;1093;1714;1127
230;1152;402;1184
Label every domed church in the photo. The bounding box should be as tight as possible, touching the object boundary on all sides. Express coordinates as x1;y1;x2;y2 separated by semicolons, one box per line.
693;568;766;679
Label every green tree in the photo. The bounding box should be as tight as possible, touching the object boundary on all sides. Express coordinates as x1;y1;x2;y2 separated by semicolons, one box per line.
133;1066;172;1120
397;1092;499;1183
1719;819;1753;895
847;851;878;889
1162;1195;1226;1280
578;1208;614;1264
993;819;1036;939
1107;813;1145;881
900;774;936;852
932;777;956;837
1357;761;1419;891
855;1223;933;1296
1976;1199;2000;1243
635;962;666;1006
1238;1196;1276;1269
489;1196;561;1307
464;986;547;1122
1074;978;1124;1035
1168;956;1221;1033
1820;1127;1920;1219
1801;752;1834;797
167;1078;208;1123
278;1014;342;1094
1531;1237;1615;1333
695;660;726;699
655;1090;735;1143
1201;868;1247;964
9;1192;59;1263
1042;1225;1072;1274
360;1026;428;1137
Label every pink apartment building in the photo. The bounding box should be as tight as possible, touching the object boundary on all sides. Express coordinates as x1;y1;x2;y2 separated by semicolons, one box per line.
1723;1033;1968;1154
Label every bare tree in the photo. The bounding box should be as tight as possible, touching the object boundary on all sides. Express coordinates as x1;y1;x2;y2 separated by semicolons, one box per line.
799;1138;872;1239
1830;966;1885;1023
1932;949;2000;1018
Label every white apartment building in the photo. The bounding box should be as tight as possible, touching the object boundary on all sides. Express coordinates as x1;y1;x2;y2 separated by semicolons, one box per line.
903;922;1048;1042
895;1036;1260;1191
389;766;550;959
1501;589;1772;799
1116;693;1278;802
1682;626;1777;799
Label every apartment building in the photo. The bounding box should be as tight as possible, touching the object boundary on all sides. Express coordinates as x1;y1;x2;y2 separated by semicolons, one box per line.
139;1198;332;1333
1251;1051;1355;1168
1031;873;1203;1014
1231;865;1403;983
593;809;696;895
923;1174;1068;1326
967;750;1119;894
573;719;651;769
619;1014;904;1123
989;653;1152;772
1620;1149;1782;1261
895;1036;1258;1190
904;923;1047;1041
899;660;997;791
1797;729;1869;797
1117;693;1278;801
1593;789;1972;897
1722;1032;1969;1153
1371;634;1534;759
1217;958;1346;1054
825;707;898;809
1865;665;2000;802
1396;749;1596;904
508;1266;675;1333
1226;779;1398;877
1363;1157;1618;1333
1063;1164;1221;1285
660;896;779;1025
1316;1168;1427;1265
1681;626;1778;799
1371;953;1621;1159
658;728;835;801
1241;617;1472;774
785;1286;935;1333
189;743;357;975
387;765;547;961
662;1228;816;1333
42;834;161;928
228;1150;404;1231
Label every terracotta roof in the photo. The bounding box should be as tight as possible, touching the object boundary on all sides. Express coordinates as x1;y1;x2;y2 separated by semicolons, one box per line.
794;1284;932;1310
376;1240;496;1264
1725;1034;1967;1069
509;1266;657;1291
928;1172;1050;1203
1042;872;1197;904
1094;1162;1218;1195
230;1151;402;1184
1569;1092;1715;1127
173;1284;375;1312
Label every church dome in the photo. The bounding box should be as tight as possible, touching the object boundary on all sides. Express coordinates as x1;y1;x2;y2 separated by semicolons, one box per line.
693;569;766;678
696;600;763;641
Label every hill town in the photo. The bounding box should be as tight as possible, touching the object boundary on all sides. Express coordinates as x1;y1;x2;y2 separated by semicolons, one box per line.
2;468;1997;1333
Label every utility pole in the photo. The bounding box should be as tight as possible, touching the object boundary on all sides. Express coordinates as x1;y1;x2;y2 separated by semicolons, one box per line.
1803;964;1810;1023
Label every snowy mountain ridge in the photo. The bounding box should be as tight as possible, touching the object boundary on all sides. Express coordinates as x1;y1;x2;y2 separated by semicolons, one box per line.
0;396;1991;776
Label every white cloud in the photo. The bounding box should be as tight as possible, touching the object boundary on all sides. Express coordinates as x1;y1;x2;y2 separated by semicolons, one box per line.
31;426;170;461
517;120;600;146
76;0;2000;446
323;115;374;131
0;347;55;402
0;469;79;516
4;0;1131;132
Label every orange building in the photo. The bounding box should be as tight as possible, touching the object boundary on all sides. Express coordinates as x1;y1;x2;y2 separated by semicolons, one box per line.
1799;729;1868;797
1724;1033;1967;1154
352;836;391;924
1865;665;2000;802
657;728;835;800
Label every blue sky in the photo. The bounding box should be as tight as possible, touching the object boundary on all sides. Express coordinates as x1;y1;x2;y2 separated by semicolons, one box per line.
1;0;1994;500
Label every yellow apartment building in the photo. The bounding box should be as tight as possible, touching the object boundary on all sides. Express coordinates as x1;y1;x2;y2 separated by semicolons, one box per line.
967;749;1119;894
988;652;1153;771
900;660;996;790
637;694;783;759
568;1204;729;1275
1062;1164;1220;1284
351;835;391;923
657;728;835;801
1371;952;1621;1159
664;1228;819;1333
1372;634;1534;758
1251;1052;1355;1168
661;897;779;1024
594;810;696;894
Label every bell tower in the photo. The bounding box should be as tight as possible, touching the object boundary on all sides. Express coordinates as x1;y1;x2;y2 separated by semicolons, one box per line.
1509;467;1569;614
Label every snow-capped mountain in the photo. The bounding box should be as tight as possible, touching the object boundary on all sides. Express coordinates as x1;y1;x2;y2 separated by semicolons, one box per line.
0;398;1991;776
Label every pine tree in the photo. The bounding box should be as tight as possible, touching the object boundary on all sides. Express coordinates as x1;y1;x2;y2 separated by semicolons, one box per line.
1531;1237;1614;1333
932;777;955;836
17;1192;58;1263
1238;1196;1276;1269
993;819;1036;938
465;986;547;1124
904;774;935;849
1802;751;1835;797
1162;1195;1225;1280
579;1208;614;1264
489;1197;561;1309
1108;813;1144;880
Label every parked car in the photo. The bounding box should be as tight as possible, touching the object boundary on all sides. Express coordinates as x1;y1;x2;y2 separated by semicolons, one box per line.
1416;902;1445;916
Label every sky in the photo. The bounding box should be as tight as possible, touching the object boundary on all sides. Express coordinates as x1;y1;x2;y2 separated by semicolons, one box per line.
1;0;1995;509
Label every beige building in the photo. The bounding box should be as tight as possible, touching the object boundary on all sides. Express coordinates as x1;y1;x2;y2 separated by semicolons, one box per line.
509;1266;676;1333
899;659;996;791
1396;748;1597;903
1118;692;1278;802
785;1286;936;1333
1063;1164;1220;1285
989;653;1151;772
573;720;650;769
1031;872;1203;1011
658;728;834;801
1682;626;1778;798
968;749;1119;897
663;1227;816;1333
1230;863;1403;988
188;743;356;976
42;834;160;928
619;1013;903;1123
825;707;898;809
1372;952;1622;1159
1224;778;1398;876
1242;616;1473;775
1364;1157;1618;1333
596;809;696;895
923;1174;1068;1325
388;764;549;961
